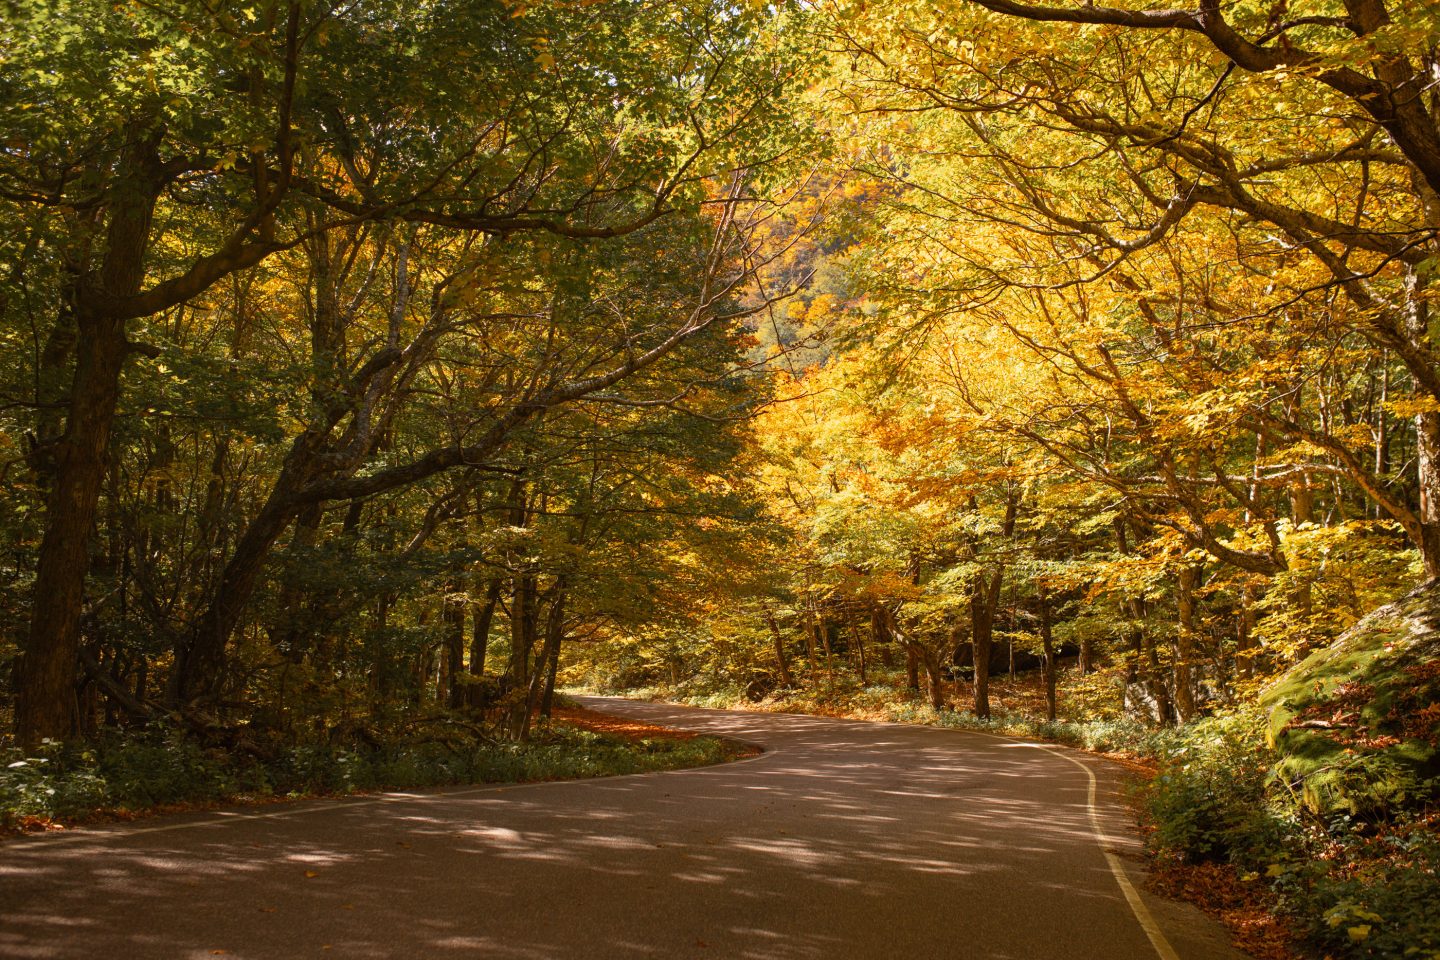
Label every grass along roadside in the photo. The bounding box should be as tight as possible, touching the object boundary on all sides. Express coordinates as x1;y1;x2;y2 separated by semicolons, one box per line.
0;708;753;838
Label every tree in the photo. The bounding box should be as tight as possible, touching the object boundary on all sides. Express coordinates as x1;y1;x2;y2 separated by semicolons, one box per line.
833;0;1440;573
2;0;817;744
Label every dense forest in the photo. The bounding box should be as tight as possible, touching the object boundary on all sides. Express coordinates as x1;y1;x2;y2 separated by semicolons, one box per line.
3;1;1440;956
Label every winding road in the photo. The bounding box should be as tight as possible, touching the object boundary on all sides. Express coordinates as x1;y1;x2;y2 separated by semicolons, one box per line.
1;698;1249;960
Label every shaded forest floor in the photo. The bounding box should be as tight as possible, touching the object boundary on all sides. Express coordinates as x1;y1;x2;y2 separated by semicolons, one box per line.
1149;861;1300;960
0;708;751;839
552;705;762;757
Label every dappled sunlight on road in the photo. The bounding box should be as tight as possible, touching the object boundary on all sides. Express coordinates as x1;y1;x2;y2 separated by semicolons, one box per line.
0;699;1243;960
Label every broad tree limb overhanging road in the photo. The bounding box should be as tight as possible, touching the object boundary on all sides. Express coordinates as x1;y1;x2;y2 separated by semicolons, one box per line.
1;698;1248;960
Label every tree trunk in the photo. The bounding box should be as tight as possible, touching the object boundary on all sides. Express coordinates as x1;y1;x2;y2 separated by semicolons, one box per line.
1416;408;1440;580
444;586;466;710
1134;598;1174;727
1114;516;1173;725
849;621;868;685
539;630;562;720
18;317;128;745
763;604;794;688
174;417;360;704
802;612;820;679
873;607;896;668
970;570;1002;719
505;572;538;738
1039;584;1057;723
1175;563;1200;722
919;645;946;711
417;646;435;706
818;618;835;690
16;126;163;747
522;585;565;739
174;495;299;704
269;504;325;664
468;579;501;706
1404;265;1440;579
1237;581;1259;680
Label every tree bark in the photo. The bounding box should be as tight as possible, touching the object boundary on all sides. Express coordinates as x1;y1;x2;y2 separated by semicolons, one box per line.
849;621;868;685
818;618;836;690
174;494;301;704
539;631;562;720
905;642;920;693
521;583;565;739
802;611;820;679
763;604;794;688
1174;563;1200;721
970;570;1002;719
16;125;164;747
505;572;538;738
269;504;324;664
1413;414;1440;580
873;606;896;667
444;586;467;710
1237;581;1259;680
1039;584;1057;723
468;579;501;706
1135;598;1174;727
919;644;946;711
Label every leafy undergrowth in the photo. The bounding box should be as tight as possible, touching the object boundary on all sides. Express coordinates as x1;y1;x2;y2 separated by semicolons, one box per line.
0;712;749;837
1145;709;1440;960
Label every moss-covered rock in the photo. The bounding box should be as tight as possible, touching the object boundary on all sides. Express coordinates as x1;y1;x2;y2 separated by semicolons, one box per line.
1262;580;1440;817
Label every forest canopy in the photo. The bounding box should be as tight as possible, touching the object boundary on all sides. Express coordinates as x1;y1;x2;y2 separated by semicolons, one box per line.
6;2;1440;951
3;0;1439;865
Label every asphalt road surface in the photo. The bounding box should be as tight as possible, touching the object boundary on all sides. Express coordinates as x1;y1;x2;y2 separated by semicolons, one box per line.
1;697;1250;960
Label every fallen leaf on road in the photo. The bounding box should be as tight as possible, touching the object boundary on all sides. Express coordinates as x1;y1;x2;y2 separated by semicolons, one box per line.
304;870;319;878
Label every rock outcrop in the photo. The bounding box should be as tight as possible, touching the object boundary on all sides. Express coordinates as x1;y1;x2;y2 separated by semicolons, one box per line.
1263;581;1440;816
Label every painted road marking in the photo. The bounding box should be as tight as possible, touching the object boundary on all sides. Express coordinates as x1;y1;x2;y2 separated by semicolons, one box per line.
1039;743;1184;960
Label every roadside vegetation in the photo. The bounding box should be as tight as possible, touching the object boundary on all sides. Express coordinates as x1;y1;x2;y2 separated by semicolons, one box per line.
1;704;747;835
3;1;1438;957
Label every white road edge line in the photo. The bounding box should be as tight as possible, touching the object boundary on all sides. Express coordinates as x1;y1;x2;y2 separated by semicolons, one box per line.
687;700;1185;960
1037;744;1183;960
690;700;1186;960
870;707;1182;960
9;696;1186;960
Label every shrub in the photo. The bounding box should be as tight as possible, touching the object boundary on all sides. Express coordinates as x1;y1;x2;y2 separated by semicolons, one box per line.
1142;709;1440;960
1;722;742;831
1144;709;1289;864
1277;819;1440;960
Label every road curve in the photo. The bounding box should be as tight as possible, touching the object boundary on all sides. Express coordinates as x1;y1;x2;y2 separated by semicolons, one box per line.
1;697;1248;960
